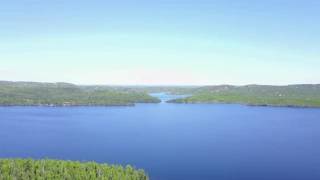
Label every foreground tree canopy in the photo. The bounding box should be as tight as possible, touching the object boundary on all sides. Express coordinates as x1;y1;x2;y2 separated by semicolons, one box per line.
0;158;148;180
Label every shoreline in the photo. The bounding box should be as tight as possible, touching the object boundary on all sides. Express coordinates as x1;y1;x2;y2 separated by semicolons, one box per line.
0;101;163;107
165;101;320;108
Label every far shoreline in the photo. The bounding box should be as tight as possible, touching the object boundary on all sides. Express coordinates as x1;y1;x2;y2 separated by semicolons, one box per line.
165;101;320;108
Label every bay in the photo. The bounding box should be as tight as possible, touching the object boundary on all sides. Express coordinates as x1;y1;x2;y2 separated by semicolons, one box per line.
0;92;320;180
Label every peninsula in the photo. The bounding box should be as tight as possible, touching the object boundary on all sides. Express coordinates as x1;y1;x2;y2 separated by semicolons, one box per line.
0;81;160;106
166;84;320;108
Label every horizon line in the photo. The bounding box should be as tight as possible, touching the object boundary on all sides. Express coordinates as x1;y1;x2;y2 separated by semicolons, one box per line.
1;80;319;87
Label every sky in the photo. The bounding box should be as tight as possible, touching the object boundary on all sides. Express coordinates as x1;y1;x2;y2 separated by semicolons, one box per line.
0;0;319;85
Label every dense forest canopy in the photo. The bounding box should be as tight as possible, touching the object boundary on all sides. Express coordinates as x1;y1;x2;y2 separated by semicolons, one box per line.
0;158;148;180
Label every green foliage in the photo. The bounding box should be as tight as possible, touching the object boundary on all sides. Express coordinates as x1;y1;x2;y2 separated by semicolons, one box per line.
0;81;160;106
2;81;319;107
0;158;148;180
166;84;320;107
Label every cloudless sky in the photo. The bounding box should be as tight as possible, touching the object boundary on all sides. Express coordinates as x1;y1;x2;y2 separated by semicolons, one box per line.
1;0;319;85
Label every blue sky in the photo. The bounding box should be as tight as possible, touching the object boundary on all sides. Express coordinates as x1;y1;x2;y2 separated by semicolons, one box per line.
1;0;319;85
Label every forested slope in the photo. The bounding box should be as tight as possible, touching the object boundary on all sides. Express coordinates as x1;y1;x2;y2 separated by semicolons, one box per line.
0;81;160;106
166;84;320;107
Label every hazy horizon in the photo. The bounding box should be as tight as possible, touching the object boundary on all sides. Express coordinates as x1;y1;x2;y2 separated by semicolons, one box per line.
1;79;319;87
1;1;319;85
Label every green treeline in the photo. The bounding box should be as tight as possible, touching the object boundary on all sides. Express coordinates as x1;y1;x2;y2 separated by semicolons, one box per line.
0;81;160;106
0;158;148;180
167;94;320;107
2;81;319;107
166;84;320;108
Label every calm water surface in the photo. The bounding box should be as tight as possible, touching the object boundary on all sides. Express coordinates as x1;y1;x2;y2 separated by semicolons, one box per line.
1;92;320;180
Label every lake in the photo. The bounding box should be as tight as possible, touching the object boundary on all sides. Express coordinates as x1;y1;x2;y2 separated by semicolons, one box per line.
1;92;320;180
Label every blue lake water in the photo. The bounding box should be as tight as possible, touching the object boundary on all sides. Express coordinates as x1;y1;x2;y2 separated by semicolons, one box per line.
0;92;320;180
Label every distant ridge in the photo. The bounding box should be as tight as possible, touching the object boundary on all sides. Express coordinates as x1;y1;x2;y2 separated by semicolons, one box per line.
0;81;76;88
0;80;319;87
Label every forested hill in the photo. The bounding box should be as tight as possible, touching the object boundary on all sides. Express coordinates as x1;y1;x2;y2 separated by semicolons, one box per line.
166;84;320;108
2;81;319;107
0;158;148;180
0;81;160;106
0;81;76;88
167;84;320;96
